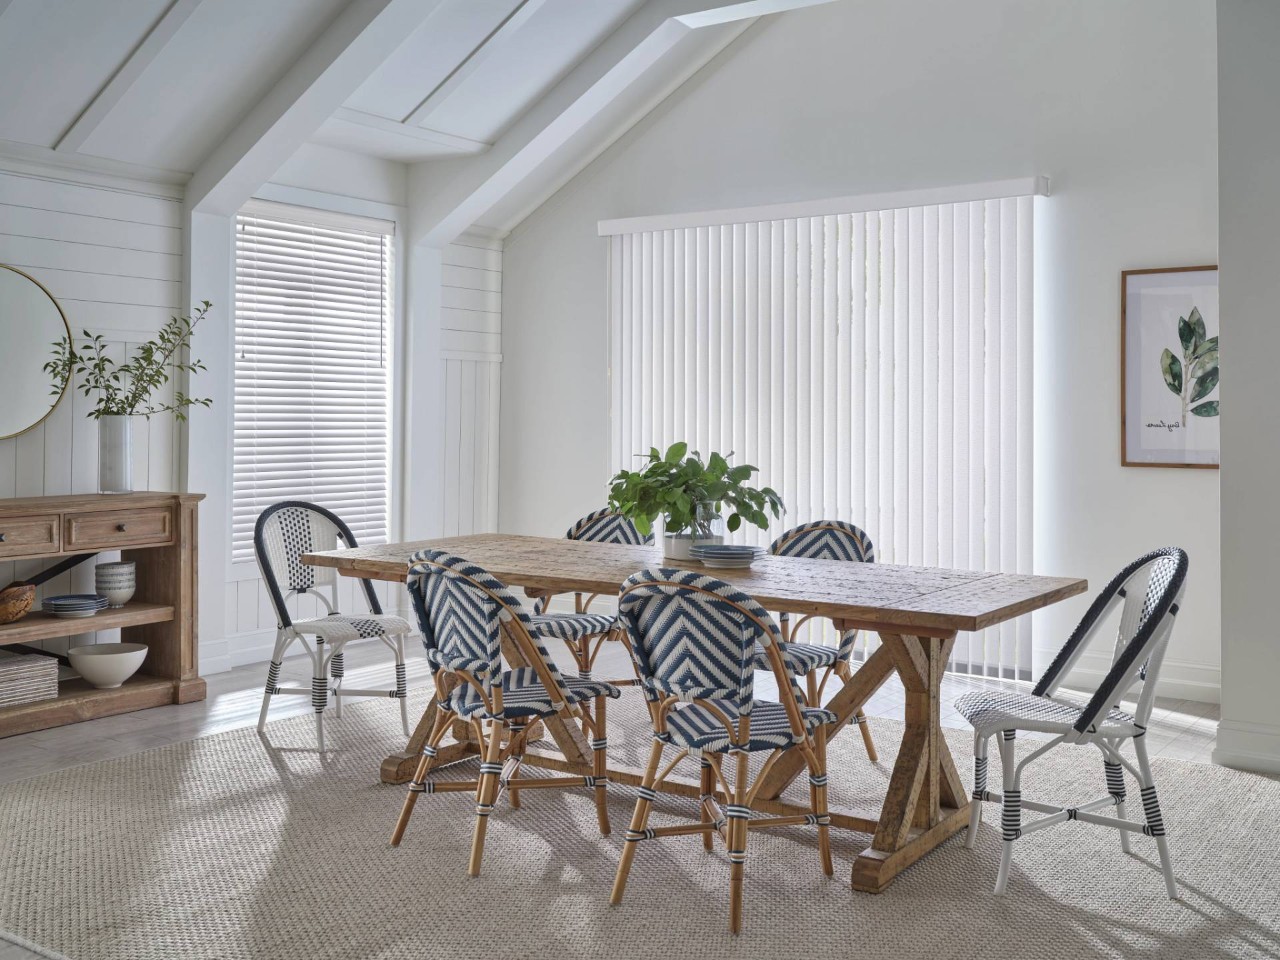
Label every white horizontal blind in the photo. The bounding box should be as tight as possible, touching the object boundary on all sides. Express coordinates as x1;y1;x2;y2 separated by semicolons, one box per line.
232;207;394;564
608;197;1034;678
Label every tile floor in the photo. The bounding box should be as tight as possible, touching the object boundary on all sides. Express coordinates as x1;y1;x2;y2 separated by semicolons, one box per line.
0;637;1221;786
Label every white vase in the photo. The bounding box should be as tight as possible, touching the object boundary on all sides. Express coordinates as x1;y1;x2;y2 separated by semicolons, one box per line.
98;415;133;493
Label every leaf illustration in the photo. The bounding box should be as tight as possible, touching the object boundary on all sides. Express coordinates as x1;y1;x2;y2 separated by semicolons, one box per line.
1190;348;1218;380
1190;365;1219;402
1178;316;1195;352
1160;348;1183;395
1188;306;1207;348
1192;335;1218;360
1191;400;1219;417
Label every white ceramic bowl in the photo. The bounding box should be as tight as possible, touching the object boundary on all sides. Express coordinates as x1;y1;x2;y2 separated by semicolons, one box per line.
67;643;147;689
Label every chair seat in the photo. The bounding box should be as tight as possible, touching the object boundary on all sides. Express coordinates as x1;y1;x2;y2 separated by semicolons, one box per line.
751;641;839;675
660;699;838;754
955;689;1138;738
292;613;413;643
447;666;621;719
529;611;616;641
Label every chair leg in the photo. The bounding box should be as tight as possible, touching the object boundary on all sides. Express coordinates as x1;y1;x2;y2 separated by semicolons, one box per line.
394;635;410;736
591;695;611;836
468;717;506;877
391;707;453;846
1103;752;1131;855
257;630;290;733
966;732;989;849
727;748;750;934
699;758;715;852
312;638;329;753
855;712;878;762
994;730;1019;895
810;732;833;877
806;671;819;707
330;650;345;719
1133;735;1178;899
611;738;664;906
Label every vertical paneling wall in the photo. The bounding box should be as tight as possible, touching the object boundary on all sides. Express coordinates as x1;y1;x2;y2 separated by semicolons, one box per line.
0;166;182;654
440;231;501;535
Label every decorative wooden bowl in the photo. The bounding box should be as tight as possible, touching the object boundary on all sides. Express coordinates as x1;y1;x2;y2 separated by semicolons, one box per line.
0;583;36;625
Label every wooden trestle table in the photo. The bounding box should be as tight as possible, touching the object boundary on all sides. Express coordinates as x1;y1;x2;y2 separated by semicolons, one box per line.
303;533;1085;892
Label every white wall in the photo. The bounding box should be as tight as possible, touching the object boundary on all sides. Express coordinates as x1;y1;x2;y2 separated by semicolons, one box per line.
1215;0;1280;772
0;161;183;655
499;0;1221;699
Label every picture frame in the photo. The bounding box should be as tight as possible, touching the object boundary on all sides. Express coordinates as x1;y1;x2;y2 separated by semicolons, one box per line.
1121;265;1220;468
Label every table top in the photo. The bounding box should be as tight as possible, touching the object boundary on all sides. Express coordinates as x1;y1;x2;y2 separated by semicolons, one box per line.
303;533;1086;636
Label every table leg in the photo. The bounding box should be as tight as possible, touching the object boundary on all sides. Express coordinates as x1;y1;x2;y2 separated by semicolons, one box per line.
850;632;971;893
380;697;476;784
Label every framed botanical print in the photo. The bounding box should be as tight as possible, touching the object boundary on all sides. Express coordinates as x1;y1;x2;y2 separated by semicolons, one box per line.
1121;265;1220;468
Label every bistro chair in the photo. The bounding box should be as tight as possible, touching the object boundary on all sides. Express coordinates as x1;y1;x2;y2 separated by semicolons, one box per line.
390;549;621;876
755;520;878;760
253;501;414;751
611;568;836;934
956;547;1188;898
529;508;653;679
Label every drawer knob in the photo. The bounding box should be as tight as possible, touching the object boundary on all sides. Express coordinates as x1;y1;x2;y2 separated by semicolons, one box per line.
117;523;127;532
0;533;6;542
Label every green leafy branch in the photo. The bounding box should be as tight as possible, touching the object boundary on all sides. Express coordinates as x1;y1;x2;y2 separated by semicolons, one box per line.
607;442;784;537
44;302;213;421
1159;305;1218;426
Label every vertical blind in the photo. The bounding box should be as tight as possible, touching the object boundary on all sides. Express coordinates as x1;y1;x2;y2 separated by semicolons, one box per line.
232;202;394;565
608;196;1034;678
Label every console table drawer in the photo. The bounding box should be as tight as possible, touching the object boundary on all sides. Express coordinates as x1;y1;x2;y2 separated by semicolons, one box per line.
0;515;60;559
65;508;174;550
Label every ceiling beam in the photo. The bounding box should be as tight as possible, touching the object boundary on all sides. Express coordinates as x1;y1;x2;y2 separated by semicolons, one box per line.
409;0;839;247
331;107;489;154
54;0;203;155
402;0;548;128
187;0;445;215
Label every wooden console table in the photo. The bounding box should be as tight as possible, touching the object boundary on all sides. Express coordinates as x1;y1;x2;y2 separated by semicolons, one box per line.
0;492;205;737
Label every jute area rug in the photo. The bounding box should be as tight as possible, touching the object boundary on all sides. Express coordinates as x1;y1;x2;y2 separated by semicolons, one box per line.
1;690;1277;960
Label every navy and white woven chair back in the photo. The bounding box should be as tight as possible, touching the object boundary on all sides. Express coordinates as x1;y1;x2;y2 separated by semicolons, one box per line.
566;508;653;545
618;569;797;716
255;500;375;629
769;520;875;563
408;549;572;699
1034;547;1188;736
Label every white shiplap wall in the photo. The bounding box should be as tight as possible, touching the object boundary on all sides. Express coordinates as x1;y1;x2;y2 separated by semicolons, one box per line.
0;165;182;654
441;231;501;535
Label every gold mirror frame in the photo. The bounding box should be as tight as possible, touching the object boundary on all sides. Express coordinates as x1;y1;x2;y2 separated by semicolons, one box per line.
0;263;73;441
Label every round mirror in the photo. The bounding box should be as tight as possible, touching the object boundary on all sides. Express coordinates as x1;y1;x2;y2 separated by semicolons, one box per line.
0;264;71;440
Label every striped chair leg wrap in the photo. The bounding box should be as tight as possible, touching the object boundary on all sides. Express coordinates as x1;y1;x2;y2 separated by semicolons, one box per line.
420;744;438;758
408;781;436;794
590;738;608;751
713;817;727;831
625;829;656;841
725;805;751;820
803;814;832;826
636;786;658;803
476;803;495;817
265;660;282;695
1105;760;1126;803
311;676;327;712
1140;784;1166;837
1066;807;1078;821
1001;730;1017;742
331;652;345;680
972;755;988;800
478;762;504;776
582;775;609;788
974;790;1002;803
578;669;593;680
809;773;828;787
727;848;747;864
392;662;407;698
849;714;865;725
1001;789;1022;841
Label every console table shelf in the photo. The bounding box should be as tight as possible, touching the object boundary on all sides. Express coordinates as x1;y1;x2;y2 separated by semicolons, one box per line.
0;492;204;738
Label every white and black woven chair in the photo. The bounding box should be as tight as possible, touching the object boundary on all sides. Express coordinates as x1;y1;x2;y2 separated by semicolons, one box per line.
529;508;653;680
253;500;413;751
390;549;621;875
611;568;836;934
956;547;1189;898
753;520;878;761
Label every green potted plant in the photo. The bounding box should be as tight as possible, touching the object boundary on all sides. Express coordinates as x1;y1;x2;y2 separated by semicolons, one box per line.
608;443;784;560
45;301;213;493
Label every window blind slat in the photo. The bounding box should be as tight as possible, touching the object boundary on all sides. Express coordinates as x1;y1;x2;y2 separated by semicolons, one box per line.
232;211;393;565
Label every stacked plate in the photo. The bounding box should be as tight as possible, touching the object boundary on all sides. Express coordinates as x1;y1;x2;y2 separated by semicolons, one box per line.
690;544;766;569
0;649;58;708
42;594;109;619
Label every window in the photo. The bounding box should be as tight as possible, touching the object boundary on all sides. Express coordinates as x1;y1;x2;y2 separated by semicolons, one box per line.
606;193;1034;677
232;201;394;565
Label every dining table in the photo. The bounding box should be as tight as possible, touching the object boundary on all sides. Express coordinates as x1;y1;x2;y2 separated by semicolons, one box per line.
302;532;1086;892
